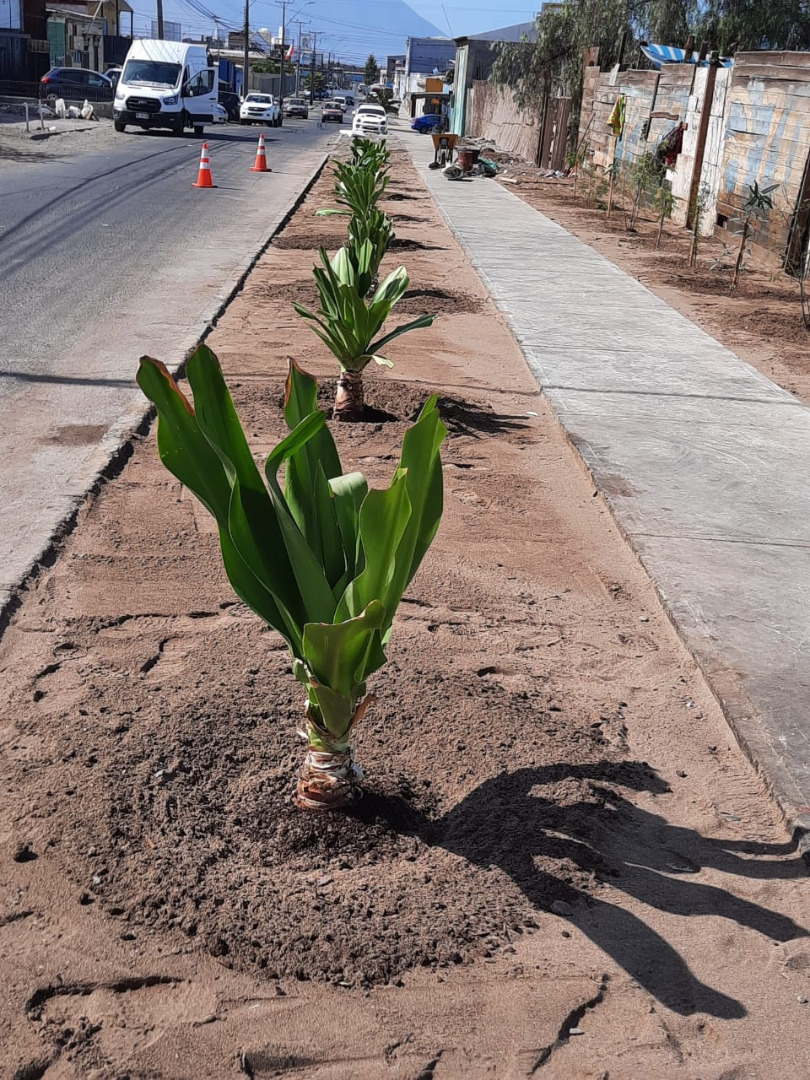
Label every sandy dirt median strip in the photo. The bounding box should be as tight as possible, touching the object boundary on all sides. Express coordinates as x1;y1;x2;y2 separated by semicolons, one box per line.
0;144;808;1079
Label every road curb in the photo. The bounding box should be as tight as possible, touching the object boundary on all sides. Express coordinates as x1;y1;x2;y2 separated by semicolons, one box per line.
408;140;810;871
0;150;331;642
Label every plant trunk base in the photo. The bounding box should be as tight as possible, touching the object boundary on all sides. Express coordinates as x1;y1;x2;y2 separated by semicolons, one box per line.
333;371;364;422
295;746;363;810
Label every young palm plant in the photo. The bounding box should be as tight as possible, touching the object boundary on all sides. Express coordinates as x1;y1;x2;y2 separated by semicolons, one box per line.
294;245;434;420
348;207;395;288
351;136;391;171
730;181;777;292
317;159;389;224
137;346;445;810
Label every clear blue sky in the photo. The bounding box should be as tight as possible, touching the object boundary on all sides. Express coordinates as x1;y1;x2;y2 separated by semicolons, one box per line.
129;1;541;67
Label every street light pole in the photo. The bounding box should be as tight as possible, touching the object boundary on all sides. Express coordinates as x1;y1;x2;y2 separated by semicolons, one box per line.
308;31;317;105
156;0;164;38
294;20;305;94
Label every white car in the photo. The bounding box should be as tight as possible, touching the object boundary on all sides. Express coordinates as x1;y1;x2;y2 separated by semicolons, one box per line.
352;104;387;136
212;101;228;123
239;93;281;127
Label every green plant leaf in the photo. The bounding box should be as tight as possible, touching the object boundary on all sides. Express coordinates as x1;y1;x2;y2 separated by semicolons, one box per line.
370;313;435;355
302;599;386;701
283;360;344;574
336;470;413;622
186;344;264;494
136;356;231;525
329;471;368;584
263;414;342;622
357;395;446;639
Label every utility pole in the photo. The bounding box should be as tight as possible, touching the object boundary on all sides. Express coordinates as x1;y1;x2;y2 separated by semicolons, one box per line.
156;0;164;38
294;20;305;95
308;30;317;104
278;0;287;110
242;0;250;98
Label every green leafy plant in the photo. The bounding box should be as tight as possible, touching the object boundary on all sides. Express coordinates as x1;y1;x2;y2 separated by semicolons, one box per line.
137;346;446;810
654;184;675;248
565;144;587;194
603;159;621;218
730;180;777;292
625;152;661;232
316;158;389;222
582;159;600;206
688;183;711;269
347;207;395;290
351;136;391;171
294;247;434;420
710;240;734;271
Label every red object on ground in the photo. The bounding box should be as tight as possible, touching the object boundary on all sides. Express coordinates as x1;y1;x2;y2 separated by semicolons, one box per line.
192;143;216;188
250;132;271;173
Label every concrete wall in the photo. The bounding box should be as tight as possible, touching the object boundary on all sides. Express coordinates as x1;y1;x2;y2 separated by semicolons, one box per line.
467;80;541;162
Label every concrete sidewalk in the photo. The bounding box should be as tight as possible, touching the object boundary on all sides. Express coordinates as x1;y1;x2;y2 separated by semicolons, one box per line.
407;133;810;854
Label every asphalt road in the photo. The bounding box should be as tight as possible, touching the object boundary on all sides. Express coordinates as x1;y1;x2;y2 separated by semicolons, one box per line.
0;118;335;614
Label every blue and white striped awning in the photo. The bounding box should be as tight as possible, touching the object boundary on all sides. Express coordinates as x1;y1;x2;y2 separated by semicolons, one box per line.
641;43;733;68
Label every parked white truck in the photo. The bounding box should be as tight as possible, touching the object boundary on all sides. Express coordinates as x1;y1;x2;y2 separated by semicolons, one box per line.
114;39;218;136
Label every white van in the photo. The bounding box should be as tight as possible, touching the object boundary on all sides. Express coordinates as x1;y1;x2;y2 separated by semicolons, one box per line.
113;39;218;136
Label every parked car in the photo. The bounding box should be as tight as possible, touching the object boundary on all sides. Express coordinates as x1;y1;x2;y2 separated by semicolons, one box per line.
284;97;309;119
40;67;113;102
411;113;445;134
239;92;281;127
212;102;229;124
352;103;387;136
218;89;240;122
321;101;343;123
104;66;122;87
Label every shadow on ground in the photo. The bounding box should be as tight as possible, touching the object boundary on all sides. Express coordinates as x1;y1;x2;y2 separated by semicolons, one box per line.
366;761;808;1019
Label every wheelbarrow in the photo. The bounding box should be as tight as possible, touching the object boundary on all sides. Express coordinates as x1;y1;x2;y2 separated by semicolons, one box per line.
430;131;458;169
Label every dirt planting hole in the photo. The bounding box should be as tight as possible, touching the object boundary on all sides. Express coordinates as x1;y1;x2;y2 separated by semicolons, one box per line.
272;231;343;251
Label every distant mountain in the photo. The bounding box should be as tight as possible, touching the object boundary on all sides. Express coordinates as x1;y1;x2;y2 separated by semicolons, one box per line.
160;0;446;68
278;0;446;66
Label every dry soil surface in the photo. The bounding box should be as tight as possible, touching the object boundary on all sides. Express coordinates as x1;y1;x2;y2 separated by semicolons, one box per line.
0;115;119;167
1;146;809;1080
491;156;810;406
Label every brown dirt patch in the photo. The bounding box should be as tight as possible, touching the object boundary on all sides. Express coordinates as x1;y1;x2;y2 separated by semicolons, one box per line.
272;229;344;251
1;142;808;1078
267;280;482;319
499;167;810;401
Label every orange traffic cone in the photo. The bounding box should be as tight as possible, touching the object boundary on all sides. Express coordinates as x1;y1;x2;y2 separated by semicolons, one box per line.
192;143;216;188
250;132;271;173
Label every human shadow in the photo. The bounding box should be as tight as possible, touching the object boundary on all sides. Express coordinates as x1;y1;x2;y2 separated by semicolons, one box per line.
370;761;808;1018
